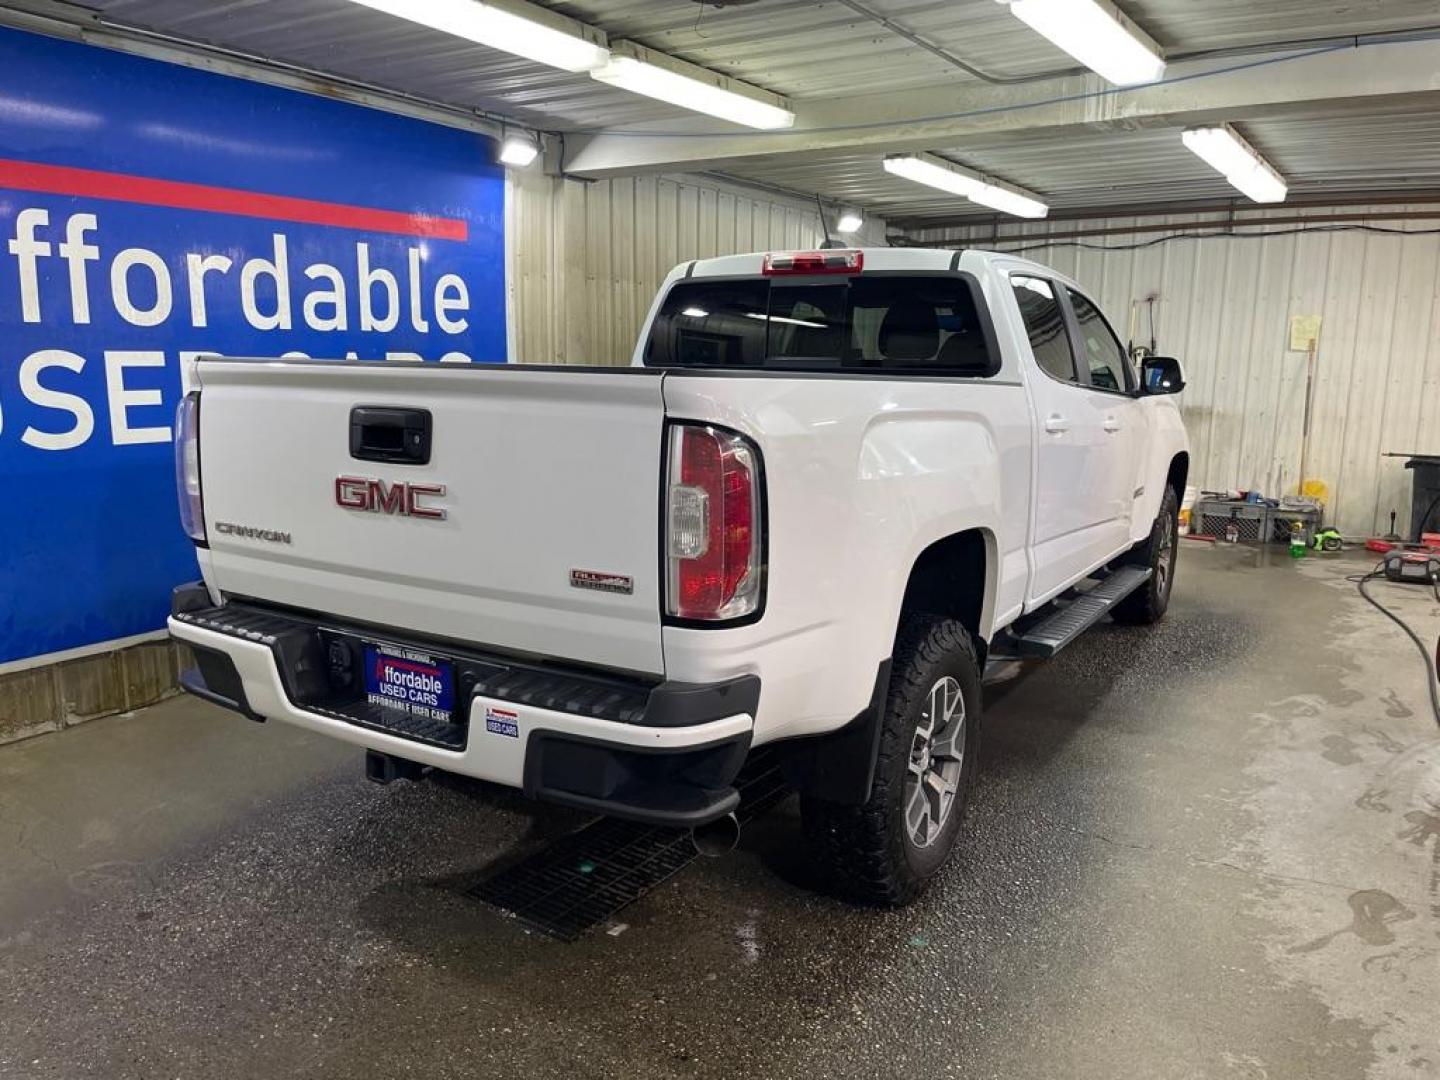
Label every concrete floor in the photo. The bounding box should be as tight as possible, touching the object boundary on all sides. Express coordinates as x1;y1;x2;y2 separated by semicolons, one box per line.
2;544;1438;1079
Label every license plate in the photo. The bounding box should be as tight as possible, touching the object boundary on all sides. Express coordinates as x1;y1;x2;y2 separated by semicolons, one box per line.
363;642;454;723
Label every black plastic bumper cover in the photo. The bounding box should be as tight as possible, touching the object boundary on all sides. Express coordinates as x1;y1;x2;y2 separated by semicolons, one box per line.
524;730;751;828
180;647;264;723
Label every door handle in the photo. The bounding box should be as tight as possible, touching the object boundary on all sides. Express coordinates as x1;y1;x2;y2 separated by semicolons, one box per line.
350;406;432;465
1044;414;1069;434
1102;416;1122;433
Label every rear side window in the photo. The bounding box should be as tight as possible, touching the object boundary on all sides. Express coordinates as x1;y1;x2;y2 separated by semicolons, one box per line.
645;275;995;376
1065;288;1133;392
1010;275;1076;383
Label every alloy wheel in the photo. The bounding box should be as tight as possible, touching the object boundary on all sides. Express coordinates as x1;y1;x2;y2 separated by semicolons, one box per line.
905;675;966;848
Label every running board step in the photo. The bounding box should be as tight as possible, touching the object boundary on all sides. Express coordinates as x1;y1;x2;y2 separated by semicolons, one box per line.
1011;566;1153;658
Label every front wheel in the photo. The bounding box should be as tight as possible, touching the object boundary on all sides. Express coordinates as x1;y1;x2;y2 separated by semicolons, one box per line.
800;615;982;906
1112;484;1179;625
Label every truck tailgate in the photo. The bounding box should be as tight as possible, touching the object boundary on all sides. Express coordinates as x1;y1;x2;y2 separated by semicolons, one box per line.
196;361;666;675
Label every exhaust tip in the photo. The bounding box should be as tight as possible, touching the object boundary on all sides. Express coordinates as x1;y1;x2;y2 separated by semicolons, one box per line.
690;812;740;857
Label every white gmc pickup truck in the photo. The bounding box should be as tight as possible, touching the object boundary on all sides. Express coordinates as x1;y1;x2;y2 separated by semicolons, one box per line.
169;246;1188;905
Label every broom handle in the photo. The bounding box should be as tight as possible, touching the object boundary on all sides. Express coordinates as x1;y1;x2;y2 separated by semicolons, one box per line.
1298;337;1317;495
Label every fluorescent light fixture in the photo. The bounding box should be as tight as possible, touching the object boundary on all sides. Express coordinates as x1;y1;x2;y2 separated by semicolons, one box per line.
883;153;983;198
680;307;710;318
970;180;1049;219
836;208;864;234
999;0;1165;86
592;41;795;130
345;0;609;73
1182;124;1287;203
498;132;539;167
884;153;1049;219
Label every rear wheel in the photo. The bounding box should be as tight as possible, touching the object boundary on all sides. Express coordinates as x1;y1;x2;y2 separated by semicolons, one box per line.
801;615;982;906
1112;484;1179;625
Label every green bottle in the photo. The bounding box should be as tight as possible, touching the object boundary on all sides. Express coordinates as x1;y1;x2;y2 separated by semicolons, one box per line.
1289;523;1306;558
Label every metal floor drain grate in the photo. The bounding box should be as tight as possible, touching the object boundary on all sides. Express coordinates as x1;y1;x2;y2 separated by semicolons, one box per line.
468;754;789;941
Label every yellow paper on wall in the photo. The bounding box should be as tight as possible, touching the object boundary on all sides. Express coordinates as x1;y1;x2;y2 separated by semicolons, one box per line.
1289;315;1321;351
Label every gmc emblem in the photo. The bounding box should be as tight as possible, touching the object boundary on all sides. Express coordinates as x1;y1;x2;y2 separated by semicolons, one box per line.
335;476;447;520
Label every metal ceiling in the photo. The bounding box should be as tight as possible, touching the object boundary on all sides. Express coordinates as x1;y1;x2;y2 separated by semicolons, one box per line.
561;0;1440;89
79;0;1440;117
715;105;1440;226
84;0;667;129
35;0;1440;225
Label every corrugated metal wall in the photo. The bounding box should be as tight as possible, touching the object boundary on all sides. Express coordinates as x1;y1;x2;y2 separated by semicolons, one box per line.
507;169;886;367
914;208;1440;536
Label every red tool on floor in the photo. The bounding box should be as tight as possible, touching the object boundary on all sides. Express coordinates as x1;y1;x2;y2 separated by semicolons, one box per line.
1366;532;1440;554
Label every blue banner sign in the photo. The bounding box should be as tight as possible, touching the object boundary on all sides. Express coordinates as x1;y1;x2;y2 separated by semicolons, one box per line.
0;27;507;664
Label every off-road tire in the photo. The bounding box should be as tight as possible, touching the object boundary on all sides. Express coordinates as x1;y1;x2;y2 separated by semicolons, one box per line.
800;615;982;907
1112;484;1180;625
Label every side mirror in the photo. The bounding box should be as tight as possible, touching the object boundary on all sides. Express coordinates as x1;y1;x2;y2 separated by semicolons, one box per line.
1141;355;1185;395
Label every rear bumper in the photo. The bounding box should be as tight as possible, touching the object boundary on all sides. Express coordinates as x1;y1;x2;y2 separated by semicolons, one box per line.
167;586;756;827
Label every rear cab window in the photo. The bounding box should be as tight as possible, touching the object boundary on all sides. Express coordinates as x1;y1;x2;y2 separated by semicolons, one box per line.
1009;274;1077;383
645;274;997;376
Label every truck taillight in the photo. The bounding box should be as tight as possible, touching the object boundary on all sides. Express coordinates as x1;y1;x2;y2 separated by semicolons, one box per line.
174;391;205;544
665;423;763;622
762;250;863;275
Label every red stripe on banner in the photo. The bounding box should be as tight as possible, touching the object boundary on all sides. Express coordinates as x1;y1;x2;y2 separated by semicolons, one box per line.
0;158;469;241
